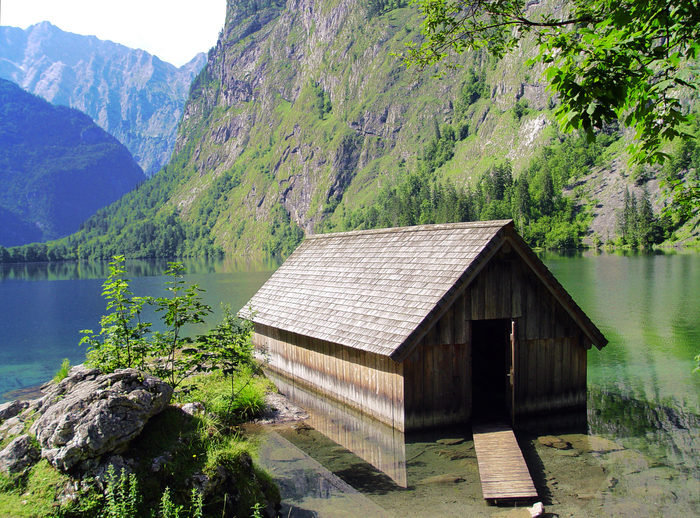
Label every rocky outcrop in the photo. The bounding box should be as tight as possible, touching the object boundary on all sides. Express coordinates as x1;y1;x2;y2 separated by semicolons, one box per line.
27;365;172;471
0;365;172;474
0;400;29;422
0;22;206;176
0;434;40;475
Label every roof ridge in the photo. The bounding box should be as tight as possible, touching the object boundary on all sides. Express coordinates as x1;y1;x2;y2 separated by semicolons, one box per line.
305;220;514;240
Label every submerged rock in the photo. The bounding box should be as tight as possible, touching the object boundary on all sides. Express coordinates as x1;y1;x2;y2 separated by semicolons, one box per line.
560;434;625;453
0;434;40;475
537;435;571;450
417;473;464;485
436;438;465;445
29;365;173;471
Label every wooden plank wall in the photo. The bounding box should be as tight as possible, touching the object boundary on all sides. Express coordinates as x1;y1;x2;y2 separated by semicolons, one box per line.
403;289;471;430
253;324;405;431
403;245;588;427
267;371;407;487
466;247;589;416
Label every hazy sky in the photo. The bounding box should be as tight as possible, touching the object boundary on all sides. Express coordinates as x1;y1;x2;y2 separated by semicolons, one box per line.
1;0;227;67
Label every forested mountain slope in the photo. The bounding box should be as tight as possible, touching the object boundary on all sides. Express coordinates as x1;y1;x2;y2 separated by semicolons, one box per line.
19;0;698;260
0;79;146;248
0;22;206;176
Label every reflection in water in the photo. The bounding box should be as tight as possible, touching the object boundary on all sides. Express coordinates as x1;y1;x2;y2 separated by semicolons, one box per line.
268;372;408;487
0;256;281;401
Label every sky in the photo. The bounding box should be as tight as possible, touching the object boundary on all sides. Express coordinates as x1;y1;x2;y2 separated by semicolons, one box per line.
1;0;227;67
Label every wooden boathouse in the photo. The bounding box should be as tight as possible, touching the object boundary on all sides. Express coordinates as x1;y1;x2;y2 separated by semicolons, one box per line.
241;220;607;433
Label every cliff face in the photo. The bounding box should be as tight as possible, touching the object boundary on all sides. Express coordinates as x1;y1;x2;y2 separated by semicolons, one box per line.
168;0;554;254
0;22;206;176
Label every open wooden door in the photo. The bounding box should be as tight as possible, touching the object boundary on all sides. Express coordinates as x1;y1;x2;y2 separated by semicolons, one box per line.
509;319;516;426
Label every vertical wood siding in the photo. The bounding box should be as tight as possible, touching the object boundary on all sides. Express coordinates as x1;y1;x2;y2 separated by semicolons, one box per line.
253;242;590;432
402;245;588;429
267;372;408;487
253;324;405;431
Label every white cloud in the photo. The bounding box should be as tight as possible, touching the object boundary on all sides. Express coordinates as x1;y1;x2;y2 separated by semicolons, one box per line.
1;0;226;66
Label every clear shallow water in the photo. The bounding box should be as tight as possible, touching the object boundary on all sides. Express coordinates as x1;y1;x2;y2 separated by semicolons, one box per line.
2;250;700;516
0;256;280;399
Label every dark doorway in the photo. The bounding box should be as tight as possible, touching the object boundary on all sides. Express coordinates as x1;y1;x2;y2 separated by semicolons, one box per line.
471;319;511;423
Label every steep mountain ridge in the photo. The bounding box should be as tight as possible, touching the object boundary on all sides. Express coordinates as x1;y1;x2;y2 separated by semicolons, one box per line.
34;0;696;260
0;22;206;176
0;78;146;247
168;0;559;250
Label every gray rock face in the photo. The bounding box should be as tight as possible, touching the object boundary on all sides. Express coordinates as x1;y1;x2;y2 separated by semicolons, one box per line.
0;434;40;475
0;22;206;176
0;400;29;422
29;366;173;471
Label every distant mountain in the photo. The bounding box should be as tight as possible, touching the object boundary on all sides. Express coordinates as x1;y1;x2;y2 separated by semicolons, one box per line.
0;21;206;176
0;78;146;246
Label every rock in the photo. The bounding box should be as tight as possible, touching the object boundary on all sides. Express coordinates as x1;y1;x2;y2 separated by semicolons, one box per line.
436;438;465;445
0;400;29;422
91;455;134;489
527;502;544;517
537;435;570;449
0;416;25;439
0;434;40;475
561;434;624;453
181;402;205;416
437;448;472;460
417;473;464;485
29;366;172;471
151;452;173;473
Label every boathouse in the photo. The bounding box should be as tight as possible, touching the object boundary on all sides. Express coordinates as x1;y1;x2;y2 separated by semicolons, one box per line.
241;220;607;432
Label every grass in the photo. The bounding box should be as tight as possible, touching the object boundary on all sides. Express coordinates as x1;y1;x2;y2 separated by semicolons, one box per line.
0;460;71;518
0;367;278;518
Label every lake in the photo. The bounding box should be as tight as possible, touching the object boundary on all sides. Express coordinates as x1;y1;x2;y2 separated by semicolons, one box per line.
1;249;700;516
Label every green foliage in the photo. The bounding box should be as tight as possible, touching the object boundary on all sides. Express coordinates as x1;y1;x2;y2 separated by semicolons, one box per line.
103;465;140;518
403;0;700;166
148;262;213;390
324;129;608;249
262;204;305;257
366;0;408;18
0;460;72;517
193;305;259;413
81;257;258;395
312;82;333;120
53;358;71;384
0;78;145;247
81;256;150;372
615;187;662;248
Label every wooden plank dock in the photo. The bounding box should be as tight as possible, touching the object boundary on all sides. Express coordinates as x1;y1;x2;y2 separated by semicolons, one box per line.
473;422;538;502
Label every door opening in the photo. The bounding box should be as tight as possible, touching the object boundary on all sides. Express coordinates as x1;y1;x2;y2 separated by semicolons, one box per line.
471;319;511;423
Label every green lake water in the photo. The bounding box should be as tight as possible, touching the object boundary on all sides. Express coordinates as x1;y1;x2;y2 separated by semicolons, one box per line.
1;250;699;516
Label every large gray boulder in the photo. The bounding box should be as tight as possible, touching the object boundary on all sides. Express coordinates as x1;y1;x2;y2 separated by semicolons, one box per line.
28;365;172;472
0;434;40;475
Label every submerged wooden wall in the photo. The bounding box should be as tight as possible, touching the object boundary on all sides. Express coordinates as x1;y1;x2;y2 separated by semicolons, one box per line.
253;323;405;431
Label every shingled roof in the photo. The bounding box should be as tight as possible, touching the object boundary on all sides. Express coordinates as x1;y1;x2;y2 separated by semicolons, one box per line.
241;220;607;360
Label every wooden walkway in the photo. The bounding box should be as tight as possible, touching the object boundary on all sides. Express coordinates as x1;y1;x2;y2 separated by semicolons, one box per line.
472;422;538;502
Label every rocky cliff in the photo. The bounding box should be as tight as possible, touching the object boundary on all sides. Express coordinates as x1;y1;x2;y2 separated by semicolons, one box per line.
56;0;696;259
166;0;559;254
0;22;206;176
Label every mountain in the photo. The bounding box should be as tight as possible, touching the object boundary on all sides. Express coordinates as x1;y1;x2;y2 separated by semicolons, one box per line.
23;0;698;260
0;22;206;176
0;78;146;247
